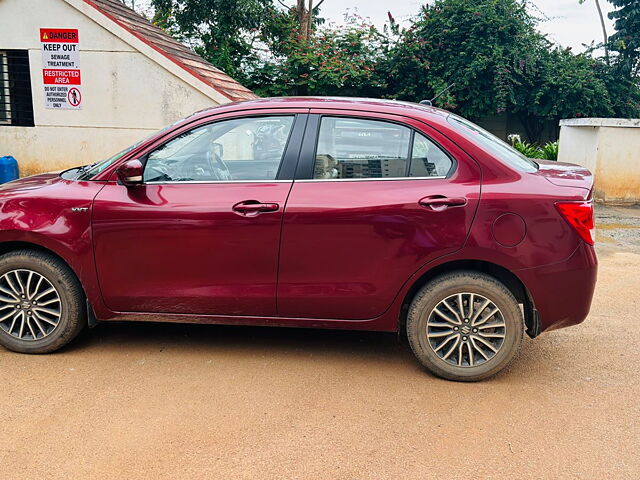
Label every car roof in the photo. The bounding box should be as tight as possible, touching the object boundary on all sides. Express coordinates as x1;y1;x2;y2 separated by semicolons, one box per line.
189;96;451;123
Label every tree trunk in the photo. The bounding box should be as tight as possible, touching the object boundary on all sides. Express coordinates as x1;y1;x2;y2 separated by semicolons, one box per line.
594;0;610;65
293;0;312;95
518;113;545;144
308;0;313;39
297;0;309;42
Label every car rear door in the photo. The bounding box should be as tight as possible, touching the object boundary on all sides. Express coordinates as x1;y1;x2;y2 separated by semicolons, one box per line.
277;110;481;320
92;110;307;316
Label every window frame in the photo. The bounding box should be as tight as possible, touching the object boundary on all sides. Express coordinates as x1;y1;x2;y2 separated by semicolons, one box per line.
0;49;35;127
139;113;307;185
296;113;457;182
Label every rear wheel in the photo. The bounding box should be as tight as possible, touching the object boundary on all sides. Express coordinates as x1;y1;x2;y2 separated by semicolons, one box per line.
0;250;85;354
406;271;523;381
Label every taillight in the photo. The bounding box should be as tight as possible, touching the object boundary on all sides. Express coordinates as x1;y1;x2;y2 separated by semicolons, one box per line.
555;201;595;245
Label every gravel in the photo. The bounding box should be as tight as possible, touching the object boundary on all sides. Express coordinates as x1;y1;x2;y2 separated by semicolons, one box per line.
596;204;640;253
1;206;639;479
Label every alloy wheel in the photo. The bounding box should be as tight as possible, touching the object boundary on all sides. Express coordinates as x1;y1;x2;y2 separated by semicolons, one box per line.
0;269;62;341
426;292;506;367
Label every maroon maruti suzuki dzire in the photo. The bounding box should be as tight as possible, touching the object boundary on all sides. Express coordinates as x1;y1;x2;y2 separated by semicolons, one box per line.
0;98;597;381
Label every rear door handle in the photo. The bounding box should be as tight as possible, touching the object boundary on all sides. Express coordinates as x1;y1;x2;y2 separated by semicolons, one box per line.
419;195;467;211
232;200;280;216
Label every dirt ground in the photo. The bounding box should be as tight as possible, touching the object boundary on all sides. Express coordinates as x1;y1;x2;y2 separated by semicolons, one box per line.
1;205;639;480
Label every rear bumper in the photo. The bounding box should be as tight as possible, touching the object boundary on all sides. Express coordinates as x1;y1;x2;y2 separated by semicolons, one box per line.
516;242;598;333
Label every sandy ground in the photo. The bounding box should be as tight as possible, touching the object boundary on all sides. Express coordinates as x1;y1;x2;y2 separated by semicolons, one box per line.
1;206;639;479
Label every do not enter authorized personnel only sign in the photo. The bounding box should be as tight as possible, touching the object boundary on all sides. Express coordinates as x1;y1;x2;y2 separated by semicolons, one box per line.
41;28;82;109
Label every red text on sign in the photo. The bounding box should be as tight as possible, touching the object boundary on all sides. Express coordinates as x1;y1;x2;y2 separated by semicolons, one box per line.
40;29;79;43
42;69;82;85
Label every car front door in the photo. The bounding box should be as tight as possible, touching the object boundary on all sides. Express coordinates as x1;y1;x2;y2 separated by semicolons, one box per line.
277;111;481;320
92;111;307;316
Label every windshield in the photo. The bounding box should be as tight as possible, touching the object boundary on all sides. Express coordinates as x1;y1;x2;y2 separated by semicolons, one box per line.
69;123;178;181
75;144;137;180
447;114;538;173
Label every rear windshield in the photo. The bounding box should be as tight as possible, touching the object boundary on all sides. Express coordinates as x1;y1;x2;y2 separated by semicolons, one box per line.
447;114;538;173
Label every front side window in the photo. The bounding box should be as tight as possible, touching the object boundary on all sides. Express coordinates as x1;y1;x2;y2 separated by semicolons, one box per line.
144;116;294;182
314;117;412;179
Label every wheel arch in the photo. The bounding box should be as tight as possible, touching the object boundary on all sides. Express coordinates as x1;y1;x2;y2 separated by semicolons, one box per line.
0;240;72;267
0;240;88;299
398;259;539;339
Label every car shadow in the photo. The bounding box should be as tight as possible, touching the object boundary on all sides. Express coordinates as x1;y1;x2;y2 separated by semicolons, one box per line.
69;320;417;365
63;320;547;383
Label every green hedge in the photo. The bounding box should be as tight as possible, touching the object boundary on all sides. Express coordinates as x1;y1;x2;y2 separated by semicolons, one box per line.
507;134;558;160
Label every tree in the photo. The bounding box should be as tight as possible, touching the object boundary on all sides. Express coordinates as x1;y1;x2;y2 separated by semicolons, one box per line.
512;48;614;139
579;0;610;65
291;0;326;43
146;0;638;127
381;0;547;118
151;0;273;80
596;0;640;117
380;0;620;141
148;0;339;91
608;0;640;77
247;12;386;96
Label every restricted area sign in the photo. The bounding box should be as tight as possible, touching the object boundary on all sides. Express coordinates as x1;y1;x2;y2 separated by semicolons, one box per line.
41;28;82;109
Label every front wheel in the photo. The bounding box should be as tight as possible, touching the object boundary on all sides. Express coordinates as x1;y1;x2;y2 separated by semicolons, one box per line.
0;250;86;354
406;271;524;381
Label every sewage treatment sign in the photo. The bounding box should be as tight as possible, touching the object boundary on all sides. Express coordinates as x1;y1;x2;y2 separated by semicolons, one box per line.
40;28;82;109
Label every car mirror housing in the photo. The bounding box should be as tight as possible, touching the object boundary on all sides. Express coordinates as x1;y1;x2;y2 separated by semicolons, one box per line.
116;159;143;186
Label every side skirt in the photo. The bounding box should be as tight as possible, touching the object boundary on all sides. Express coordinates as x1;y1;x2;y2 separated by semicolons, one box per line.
96;311;397;332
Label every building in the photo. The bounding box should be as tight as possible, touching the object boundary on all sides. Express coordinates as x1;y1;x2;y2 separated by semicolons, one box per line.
0;0;255;176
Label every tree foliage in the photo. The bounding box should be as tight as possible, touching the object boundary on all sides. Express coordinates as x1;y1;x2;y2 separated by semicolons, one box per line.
381;0;619;140
151;0;272;80
247;12;385;96
608;0;640;77
512;47;615;138
382;0;545;117
145;0;640;139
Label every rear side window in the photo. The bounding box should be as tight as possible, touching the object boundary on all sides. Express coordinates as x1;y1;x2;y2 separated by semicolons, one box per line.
314;117;411;179
447;114;538;172
313;117;452;179
410;132;453;177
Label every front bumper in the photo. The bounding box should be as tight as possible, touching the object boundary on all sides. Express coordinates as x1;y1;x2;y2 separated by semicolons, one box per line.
516;242;598;333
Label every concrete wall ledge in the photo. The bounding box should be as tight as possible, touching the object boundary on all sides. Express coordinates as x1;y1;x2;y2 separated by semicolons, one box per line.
558;118;640;205
560;118;640;128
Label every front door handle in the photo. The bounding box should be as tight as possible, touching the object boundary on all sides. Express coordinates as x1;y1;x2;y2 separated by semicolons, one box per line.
232;200;280;216
419;195;467;211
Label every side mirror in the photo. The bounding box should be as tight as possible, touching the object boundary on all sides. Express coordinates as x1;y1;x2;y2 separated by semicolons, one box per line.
116;159;143;186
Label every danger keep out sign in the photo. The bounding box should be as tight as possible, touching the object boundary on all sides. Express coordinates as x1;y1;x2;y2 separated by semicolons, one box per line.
41;28;82;109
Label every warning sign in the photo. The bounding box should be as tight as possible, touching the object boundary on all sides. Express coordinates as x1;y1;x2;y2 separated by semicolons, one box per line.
41;28;82;109
67;88;81;107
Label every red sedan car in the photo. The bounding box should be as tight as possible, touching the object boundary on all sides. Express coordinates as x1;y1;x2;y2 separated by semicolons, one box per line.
0;97;596;381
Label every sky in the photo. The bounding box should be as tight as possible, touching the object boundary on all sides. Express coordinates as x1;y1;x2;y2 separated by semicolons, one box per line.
130;0;616;53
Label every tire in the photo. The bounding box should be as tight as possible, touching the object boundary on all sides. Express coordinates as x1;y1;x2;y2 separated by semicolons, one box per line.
406;271;523;382
0;250;86;354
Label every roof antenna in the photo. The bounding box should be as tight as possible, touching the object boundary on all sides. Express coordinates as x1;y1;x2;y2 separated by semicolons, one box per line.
419;83;455;106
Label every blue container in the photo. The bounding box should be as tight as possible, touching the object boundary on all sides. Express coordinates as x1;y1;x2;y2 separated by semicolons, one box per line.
0;156;19;183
